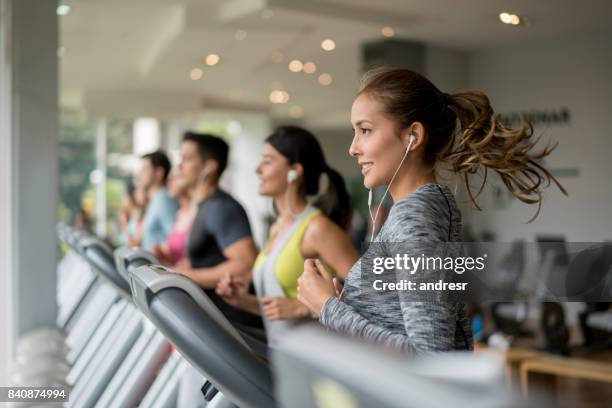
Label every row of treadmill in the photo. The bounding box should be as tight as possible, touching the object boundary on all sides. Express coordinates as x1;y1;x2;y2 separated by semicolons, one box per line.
56;223;544;408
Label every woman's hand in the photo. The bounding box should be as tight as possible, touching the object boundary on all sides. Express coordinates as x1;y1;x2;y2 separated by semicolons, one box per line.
260;296;310;320
216;272;249;308
297;259;336;317
152;244;173;265
173;258;191;273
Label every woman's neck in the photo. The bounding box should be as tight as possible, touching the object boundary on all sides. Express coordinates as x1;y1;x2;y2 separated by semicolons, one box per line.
389;166;436;202
274;189;307;221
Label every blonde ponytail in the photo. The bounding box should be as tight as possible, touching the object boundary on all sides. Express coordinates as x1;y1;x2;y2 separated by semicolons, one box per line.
442;91;567;221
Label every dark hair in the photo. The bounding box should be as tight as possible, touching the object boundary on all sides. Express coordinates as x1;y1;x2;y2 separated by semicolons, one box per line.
266;126;351;228
142;150;172;184
125;178;136;198
359;67;567;222
183;132;229;177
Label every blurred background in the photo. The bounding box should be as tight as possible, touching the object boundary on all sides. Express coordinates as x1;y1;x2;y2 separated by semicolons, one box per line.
1;1;612;406
53;0;612;246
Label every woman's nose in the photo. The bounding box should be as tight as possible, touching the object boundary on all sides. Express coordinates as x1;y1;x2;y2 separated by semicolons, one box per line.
349;135;360;157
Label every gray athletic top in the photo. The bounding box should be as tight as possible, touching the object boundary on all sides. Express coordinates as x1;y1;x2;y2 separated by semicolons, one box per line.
320;183;473;354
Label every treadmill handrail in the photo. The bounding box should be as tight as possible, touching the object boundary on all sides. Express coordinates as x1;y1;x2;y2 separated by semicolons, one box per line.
130;265;276;408
114;246;159;281
80;236;131;298
130;265;251;351
79;236;113;254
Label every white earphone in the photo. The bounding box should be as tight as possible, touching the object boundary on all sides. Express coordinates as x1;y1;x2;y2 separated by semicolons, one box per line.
368;134;416;241
198;167;211;184
287;169;298;183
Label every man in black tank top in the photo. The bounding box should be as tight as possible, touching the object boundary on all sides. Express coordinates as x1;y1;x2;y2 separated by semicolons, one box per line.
175;132;261;327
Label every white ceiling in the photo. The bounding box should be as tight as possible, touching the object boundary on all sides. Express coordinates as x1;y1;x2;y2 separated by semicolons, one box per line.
60;0;612;127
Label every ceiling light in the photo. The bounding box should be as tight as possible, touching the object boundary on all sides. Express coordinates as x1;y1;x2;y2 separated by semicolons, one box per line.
288;106;305;119
321;39;336;51
57;4;71;16
269;90;290;104
318;73;332;86
381;26;395;37
303;62;317;74
499;12;521;25
235;30;247;41
288;60;303;73
190;68;203;81
206;54;220;66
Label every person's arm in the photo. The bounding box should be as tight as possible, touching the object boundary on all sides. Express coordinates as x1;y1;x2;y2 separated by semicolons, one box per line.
320;298;459;354
178;236;256;288
299;193;466;353
216;273;261;315
298;259;460;354
260;296;311;320
152;243;175;266
234;295;261;315
128;217;144;246
159;197;178;238
175;197;255;288
301;215;359;279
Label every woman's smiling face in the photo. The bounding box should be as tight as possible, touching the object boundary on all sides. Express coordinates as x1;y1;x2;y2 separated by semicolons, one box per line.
349;92;408;189
255;143;293;197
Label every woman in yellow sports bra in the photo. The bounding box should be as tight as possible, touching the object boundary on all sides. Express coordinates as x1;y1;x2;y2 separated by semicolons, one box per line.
216;126;359;347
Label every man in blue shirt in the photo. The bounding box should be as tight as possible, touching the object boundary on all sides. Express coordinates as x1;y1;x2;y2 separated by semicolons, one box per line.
138;150;179;251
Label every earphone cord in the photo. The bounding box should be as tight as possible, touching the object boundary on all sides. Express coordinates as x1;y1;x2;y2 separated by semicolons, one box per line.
368;138;414;242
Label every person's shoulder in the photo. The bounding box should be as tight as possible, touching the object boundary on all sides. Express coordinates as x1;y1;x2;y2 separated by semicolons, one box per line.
205;189;247;215
159;189;178;207
306;212;336;238
393;183;455;214
385;184;456;240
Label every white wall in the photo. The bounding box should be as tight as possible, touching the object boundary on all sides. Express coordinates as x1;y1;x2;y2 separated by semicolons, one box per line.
467;28;612;242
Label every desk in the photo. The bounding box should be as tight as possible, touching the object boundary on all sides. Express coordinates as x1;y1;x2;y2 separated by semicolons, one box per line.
520;355;612;398
475;343;546;389
476;343;612;407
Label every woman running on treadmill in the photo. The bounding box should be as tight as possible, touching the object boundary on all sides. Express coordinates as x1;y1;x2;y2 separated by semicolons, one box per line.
216;126;359;347
153;173;196;266
297;67;566;353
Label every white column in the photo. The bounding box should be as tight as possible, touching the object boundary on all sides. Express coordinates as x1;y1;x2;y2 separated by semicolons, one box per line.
95;119;108;237
0;0;15;386
226;115;271;247
0;0;59;383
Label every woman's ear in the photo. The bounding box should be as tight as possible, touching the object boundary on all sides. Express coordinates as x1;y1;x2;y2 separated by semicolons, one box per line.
402;122;426;151
293;162;305;179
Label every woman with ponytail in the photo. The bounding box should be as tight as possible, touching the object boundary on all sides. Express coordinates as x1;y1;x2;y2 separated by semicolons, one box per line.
298;67;566;353
216;126;359;347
